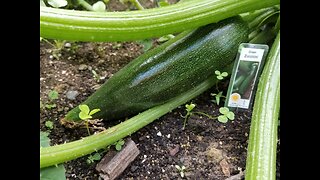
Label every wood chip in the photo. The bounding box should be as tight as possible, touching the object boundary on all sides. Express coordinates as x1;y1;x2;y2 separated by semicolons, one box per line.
220;158;231;177
96;138;140;180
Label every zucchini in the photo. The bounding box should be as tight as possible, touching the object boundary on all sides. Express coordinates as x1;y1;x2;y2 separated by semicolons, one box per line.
238;62;259;95
245;32;280;180
63;16;249;122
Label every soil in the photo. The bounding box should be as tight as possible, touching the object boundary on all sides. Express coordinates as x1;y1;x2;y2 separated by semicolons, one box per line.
40;1;280;180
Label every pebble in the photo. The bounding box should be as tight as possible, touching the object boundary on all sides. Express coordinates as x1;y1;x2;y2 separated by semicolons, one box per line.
78;64;88;70
64;42;71;48
156;131;162;137
66;90;79;100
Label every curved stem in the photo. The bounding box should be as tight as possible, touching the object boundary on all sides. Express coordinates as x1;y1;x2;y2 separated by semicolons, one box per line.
40;0;279;42
193;111;217;120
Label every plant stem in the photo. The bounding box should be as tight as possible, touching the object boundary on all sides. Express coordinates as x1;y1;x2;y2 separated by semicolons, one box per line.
249;25;275;44
193;111;217;120
77;0;94;11
245;32;280;180
40;0;279;42
86;120;91;135
130;0;144;10
40;69;225;168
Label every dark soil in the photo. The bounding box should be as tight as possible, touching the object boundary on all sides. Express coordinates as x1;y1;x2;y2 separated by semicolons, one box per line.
40;1;280;180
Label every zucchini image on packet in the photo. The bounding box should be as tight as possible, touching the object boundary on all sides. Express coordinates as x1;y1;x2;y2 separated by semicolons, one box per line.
225;43;269;110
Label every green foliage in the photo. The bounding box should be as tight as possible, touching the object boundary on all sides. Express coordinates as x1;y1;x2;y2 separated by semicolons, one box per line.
157;0;170;7
175;165;186;178
113;139;125;151
45;121;54;130
48;90;59;100
158;34;175;43
217;107;235;123
211;91;226;105
78;104;101;135
86;152;102;164
182;103;195;130
215;70;228;80
91;69;101;83
137;39;153;52
40;131;66;180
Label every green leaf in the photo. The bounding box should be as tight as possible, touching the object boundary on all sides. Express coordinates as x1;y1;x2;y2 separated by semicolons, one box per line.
47;0;67;8
217;75;223;80
91;153;101;161
115;144;122;151
40;131;66;180
48;90;59;100
79;104;90;115
226;112;235;120
89;108;101;116
215;70;221;75
92;1;106;12
40;131;50;148
221;72;228;77
40;165;66;180
137;39;153;52
215;96;220;105
79;111;92;120
219;107;229;115
218;115;228;123
45;121;54;130
45;104;56;109
185;103;195;112
118;140;125;145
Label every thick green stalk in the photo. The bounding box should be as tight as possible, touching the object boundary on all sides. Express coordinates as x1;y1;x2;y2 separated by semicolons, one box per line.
245;32;280;180
40;0;279;42
40;71;224;168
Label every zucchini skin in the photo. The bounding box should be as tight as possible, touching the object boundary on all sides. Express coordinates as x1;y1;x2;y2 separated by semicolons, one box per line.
64;16;249;122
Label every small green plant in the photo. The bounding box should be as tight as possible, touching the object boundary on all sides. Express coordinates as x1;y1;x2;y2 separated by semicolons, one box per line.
182;103;196;130
91;69;101;83
210;91;226;105
215;70;228;80
217;107;235;123
45;90;59;109
86;152;102;164
45;120;54;130
112;139;125;151
78;104;101;135
175;165;186;178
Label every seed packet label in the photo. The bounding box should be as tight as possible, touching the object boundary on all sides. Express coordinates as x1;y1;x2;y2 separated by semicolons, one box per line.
225;43;269;110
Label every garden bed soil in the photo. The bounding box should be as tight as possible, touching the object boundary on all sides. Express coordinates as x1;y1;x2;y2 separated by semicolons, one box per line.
40;1;279;179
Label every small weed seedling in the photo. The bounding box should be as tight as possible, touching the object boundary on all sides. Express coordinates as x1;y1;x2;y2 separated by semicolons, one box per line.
217;107;235;123
211;91;226;105
215;70;228;80
112;139;125;151
45;120;54;130
181;103;196;130
91;69;101;83
86;152;101;164
214;70;228;92
45;90;59;109
78;104;101;135
175;165;186;178
182;104;236;126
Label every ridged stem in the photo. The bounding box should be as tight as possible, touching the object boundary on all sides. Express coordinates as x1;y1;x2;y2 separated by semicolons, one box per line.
40;0;279;42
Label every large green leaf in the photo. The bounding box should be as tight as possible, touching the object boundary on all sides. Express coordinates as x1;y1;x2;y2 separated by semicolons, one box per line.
40;131;66;180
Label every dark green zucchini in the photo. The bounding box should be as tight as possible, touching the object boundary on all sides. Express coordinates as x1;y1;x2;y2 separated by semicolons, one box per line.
64;16;249;122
